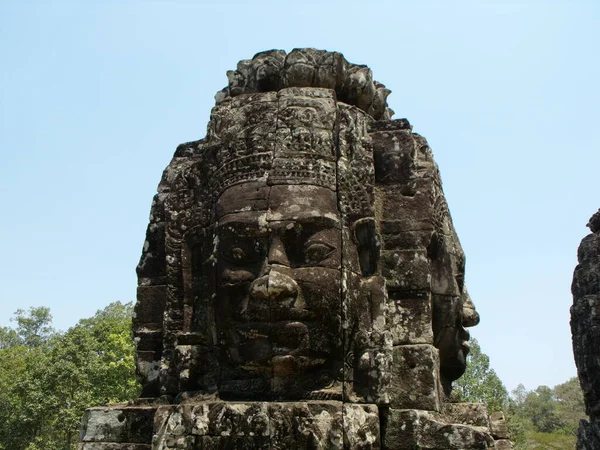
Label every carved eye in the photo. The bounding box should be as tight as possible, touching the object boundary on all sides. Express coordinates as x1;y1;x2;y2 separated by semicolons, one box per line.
304;242;334;264
231;247;246;261
221;240;265;265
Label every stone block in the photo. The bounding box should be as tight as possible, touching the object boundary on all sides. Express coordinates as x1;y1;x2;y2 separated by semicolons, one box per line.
383;409;494;450
381;250;431;292
268;402;344;449
137;222;167;280
78;444;151;450
444;403;490;428
198;436;269;449
216;181;270;218
152;401;364;449
376;181;435;225
134;330;163;351
495;439;513;449
343;273;392;404
277;89;337;131
380;229;434;252
386;293;433;345
134;285;167;329
368;118;412;132
80;406;156;443
389;345;441;411
343;403;380;449
371;129;415;185
267;184;338;222
489;412;510;440
153;435;196;450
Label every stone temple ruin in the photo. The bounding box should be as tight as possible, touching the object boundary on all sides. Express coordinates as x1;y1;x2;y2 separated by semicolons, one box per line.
79;49;511;449
572;209;600;449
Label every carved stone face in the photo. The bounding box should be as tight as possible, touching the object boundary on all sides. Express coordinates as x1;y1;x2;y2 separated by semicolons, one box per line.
215;183;344;399
433;290;479;382
430;237;480;388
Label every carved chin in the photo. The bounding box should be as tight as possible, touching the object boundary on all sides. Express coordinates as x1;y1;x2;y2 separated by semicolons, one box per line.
440;351;467;382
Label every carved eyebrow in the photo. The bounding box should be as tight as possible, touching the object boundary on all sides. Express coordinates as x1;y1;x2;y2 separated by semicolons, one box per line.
218;211;268;227
217;215;341;234
267;216;340;229
217;227;268;241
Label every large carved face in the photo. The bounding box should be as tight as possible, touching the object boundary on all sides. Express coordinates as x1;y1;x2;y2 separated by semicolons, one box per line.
433;289;479;382
215;182;344;399
430;233;480;390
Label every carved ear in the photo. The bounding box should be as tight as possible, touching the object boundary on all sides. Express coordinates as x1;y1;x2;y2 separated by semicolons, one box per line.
353;218;380;277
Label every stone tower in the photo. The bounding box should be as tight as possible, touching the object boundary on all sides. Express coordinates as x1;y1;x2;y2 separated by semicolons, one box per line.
79;49;510;449
572;209;600;449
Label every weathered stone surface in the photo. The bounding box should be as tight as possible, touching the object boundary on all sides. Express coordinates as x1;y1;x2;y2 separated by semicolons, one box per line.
128;49;480;405
78;445;151;450
215;49;393;121
80;406;156;443
444;403;490;428
80;49;507;449
572;209;600;449
343;404;380;449
150;401;377;449
494;440;513;449
383;409;494;449
577;419;600;450
489;412;509;440
388;345;441;411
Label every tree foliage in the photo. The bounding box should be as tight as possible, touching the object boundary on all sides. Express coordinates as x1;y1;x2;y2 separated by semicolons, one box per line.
509;377;586;449
450;339;585;449
0;303;140;450
0;306;55;349
554;377;586;436
523;385;565;433
453;338;509;413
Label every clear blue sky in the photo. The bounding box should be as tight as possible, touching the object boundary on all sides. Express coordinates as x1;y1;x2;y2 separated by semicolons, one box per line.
1;0;598;393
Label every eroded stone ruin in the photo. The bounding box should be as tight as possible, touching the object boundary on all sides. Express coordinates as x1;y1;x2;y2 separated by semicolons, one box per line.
79;49;511;449
572;209;600;449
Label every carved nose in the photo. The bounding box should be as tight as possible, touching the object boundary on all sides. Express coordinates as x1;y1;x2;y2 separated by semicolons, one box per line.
249;270;299;303
461;287;480;328
267;236;289;267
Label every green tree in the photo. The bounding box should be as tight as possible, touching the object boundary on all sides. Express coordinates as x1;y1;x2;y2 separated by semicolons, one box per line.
0;307;57;447
522;385;565;433
0;343;36;447
508;379;585;449
0;306;54;350
12;306;55;348
0;302;140;450
0;326;20;349
554;377;586;436
453;338;509;413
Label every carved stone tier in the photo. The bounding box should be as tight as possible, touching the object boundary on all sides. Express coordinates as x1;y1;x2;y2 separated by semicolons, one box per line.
80;400;509;449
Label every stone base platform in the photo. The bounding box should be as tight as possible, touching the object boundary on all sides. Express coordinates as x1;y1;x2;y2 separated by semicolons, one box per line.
79;400;505;449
